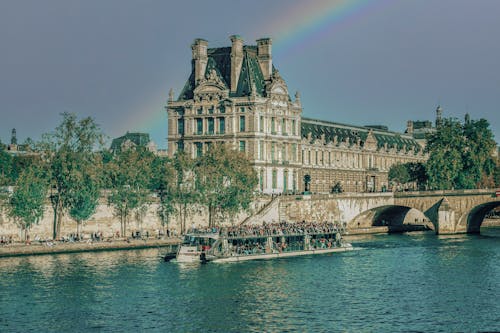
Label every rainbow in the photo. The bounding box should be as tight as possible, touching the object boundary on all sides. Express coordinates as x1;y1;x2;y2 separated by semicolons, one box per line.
262;0;386;60
125;0;390;147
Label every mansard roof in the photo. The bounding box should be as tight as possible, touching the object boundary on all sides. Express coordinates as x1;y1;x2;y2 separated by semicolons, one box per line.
110;132;151;152
178;46;268;100
301;117;422;153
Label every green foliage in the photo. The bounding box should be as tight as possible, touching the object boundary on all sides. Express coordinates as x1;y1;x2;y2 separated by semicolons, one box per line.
172;152;198;234
494;158;500;187
0;146;12;186
150;156;176;232
406;162;428;189
195;145;258;227
388;163;410;184
67;173;100;235
107;146;154;237
8;166;48;240
426;117;496;190
40;112;104;239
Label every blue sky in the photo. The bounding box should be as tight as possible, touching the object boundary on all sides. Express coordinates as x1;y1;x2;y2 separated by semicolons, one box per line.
1;0;499;148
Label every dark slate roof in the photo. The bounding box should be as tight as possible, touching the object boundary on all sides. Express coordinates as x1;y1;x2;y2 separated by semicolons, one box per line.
178;46;268;100
110;132;151;152
301;118;422;153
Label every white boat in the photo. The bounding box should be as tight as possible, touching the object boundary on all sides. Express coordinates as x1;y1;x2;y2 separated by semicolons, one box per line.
175;227;357;263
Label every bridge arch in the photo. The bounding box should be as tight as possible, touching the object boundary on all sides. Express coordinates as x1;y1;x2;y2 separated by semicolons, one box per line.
456;201;500;234
349;205;435;232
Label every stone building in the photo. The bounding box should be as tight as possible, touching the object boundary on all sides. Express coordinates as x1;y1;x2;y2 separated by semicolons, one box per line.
166;36;426;194
110;132;166;156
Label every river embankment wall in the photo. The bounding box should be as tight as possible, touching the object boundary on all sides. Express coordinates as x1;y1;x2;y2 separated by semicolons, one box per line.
0;196;272;242
0;238;181;258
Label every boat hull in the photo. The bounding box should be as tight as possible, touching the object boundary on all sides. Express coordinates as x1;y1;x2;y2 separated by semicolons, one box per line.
210;245;359;263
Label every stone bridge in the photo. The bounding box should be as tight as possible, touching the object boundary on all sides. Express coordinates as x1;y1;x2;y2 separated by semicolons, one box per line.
277;190;500;234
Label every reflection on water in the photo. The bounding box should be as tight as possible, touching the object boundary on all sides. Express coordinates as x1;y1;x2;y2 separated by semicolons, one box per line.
1;229;499;332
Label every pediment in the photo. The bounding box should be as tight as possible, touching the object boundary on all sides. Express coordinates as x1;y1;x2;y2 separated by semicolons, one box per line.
364;130;378;151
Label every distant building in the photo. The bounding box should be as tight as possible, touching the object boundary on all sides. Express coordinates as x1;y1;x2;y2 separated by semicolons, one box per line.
167;36;427;193
405;106;442;148
5;129;35;156
110;132;159;154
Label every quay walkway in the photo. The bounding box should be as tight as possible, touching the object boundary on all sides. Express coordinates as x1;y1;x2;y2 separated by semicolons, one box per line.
0;238;182;258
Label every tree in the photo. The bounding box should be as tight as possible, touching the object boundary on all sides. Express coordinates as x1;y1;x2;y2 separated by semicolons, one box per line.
8;166;48;241
0;143;12;186
388;163;410;186
406;162;428;190
67;173;100;237
107;147;154;237
39;112;104;239
195;145;257;228
150;156;176;236
426;117;496;190
172;151;198;234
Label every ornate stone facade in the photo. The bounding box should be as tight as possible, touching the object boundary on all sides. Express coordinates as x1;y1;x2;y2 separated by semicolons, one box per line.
167;36;427;194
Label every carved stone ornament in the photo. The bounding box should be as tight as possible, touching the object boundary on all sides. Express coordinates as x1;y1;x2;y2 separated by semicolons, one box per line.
193;69;229;102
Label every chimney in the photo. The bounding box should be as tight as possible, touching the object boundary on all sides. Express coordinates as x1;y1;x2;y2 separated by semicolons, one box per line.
230;35;244;92
192;38;208;86
256;38;272;80
406;120;414;134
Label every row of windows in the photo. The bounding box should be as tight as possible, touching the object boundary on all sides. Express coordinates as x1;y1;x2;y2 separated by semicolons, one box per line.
300;149;416;170
259;116;297;135
193;105;251;115
259;169;297;191
178;115;299;136
190;141;246;158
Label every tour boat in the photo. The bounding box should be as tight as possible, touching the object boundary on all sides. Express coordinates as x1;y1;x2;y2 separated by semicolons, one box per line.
175;227;356;263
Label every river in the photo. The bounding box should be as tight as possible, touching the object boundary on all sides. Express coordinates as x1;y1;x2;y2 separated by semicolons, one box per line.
1;228;499;332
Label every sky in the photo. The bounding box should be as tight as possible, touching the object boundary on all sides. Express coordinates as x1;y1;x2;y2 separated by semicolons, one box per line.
1;0;499;148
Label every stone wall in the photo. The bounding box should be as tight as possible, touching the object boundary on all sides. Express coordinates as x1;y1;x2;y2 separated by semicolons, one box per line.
278;193;394;227
0;196;270;241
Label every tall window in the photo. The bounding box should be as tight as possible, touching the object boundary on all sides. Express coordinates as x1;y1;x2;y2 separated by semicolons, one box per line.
218;117;225;134
239;116;245;132
195;142;202;157
196;118;203;135
260;116;264;132
271;117;275;133
282;118;286;135
272;170;277;189
207;118;214;134
260;170;264;191
259;141;264;160
239;141;246;153
283;170;288;192
177;141;184;152
292;119;296;135
282;145;286;162
177;118;184;135
271;142;275;161
291;144;297;162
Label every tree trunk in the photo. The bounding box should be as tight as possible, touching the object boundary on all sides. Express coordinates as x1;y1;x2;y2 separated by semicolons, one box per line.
56;199;63;239
208;205;213;228
76;221;82;238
